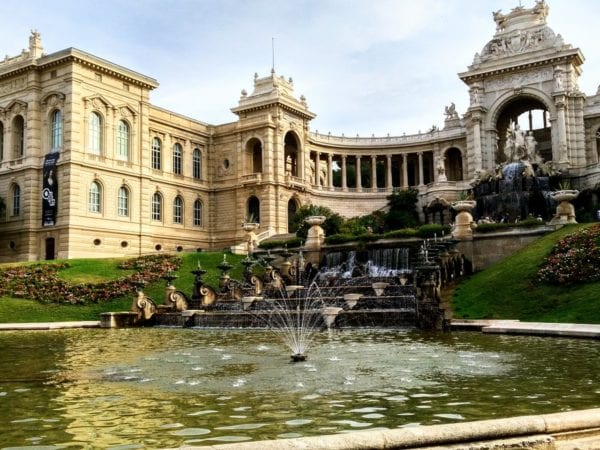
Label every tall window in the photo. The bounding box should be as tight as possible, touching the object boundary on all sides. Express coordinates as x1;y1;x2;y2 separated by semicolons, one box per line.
89;181;101;213
193;199;203;226
152;192;162;221
173;196;183;224
118;186;129;217
50;110;62;152
13;115;24;158
0;121;4;160
88;112;102;155
193;148;202;180
116;120;129;160
152;137;161;170
12;184;20;216
173;143;182;175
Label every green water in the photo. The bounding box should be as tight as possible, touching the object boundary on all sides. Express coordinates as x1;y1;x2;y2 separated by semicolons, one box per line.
0;328;599;448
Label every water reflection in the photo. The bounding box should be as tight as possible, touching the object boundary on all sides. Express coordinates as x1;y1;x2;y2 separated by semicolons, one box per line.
0;328;599;448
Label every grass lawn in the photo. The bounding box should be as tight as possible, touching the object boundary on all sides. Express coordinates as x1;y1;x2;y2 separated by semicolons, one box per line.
0;252;245;323
451;223;600;323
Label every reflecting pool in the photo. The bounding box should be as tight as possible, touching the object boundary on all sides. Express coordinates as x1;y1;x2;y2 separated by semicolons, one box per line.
1;328;599;448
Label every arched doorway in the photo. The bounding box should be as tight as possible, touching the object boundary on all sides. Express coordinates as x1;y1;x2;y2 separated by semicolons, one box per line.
445;147;463;181
287;198;299;233
247;196;260;223
45;237;55;260
496;97;551;164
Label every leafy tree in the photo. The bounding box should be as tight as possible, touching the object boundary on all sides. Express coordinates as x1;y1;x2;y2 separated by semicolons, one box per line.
384;189;420;230
293;204;344;239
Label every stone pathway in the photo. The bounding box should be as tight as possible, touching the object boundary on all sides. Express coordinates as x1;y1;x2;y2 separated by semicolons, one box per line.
451;319;600;338
0;321;100;331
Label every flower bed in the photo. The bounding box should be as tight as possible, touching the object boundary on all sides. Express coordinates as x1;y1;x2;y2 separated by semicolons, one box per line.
0;254;182;304
537;224;600;285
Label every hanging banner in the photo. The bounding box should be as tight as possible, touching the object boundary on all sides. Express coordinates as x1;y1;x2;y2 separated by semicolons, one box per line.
42;152;59;227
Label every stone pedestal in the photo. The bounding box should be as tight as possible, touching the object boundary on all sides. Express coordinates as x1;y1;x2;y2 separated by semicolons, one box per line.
451;201;477;240
550;190;579;224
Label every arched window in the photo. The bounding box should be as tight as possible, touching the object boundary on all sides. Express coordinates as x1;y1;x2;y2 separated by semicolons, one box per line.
50;110;62;152
89;181;101;213
13;115;24;158
173;196;183;224
595;127;600;164
0;121;4;160
247;196;260;223
173;143;182;175
152;137;162;170
88;112;102;155
12;184;20;216
193;148;202;179
193;199;203;226
118;186;129;217
152;192;162;221
116;120;130;160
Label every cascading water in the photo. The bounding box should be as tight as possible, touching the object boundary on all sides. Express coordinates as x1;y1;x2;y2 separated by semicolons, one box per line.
321;248;411;279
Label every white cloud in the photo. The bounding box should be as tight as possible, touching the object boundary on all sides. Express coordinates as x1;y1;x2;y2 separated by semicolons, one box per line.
2;1;600;137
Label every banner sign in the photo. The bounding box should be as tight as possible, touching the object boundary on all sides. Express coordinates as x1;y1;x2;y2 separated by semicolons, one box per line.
42;152;59;227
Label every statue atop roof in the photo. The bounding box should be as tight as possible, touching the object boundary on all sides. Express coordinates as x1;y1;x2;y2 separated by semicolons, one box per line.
472;0;567;66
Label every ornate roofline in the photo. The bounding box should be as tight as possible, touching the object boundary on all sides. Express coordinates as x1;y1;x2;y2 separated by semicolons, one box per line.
0;47;159;90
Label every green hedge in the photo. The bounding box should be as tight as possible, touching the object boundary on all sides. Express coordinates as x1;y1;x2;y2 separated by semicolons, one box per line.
475;217;545;233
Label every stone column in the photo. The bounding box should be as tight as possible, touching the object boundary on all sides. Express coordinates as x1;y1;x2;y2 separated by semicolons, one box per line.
555;97;569;165
472;115;483;173
327;153;333;190
386;154;392;190
314;150;320;186
371;155;377;189
402;153;408;188
356;155;362;191
418;152;424;186
341;155;347;191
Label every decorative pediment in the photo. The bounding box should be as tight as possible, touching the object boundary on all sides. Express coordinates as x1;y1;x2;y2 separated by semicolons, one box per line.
116;104;138;119
84;94;114;111
6;99;28;116
40;91;66;109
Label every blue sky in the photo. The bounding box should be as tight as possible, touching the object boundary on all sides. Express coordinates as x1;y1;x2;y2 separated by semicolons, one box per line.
2;0;599;135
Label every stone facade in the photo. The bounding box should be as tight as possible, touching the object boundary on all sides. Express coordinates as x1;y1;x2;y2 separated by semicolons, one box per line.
1;2;599;261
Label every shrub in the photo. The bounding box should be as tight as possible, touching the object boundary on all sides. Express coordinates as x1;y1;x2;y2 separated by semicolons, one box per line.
416;224;451;238
258;237;303;250
537;224;600;285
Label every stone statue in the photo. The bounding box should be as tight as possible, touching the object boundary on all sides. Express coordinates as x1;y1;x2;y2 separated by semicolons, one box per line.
554;69;564;91
444;102;457;119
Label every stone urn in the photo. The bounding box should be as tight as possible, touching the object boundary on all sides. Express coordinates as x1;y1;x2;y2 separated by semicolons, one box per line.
372;282;388;297
321;306;343;328
304;215;326;251
343;293;362;309
550;190;579;224
241;296;257;311
242;222;259;254
451;200;477;240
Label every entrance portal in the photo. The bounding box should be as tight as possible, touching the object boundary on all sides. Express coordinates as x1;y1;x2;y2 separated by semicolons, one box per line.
45;237;55;260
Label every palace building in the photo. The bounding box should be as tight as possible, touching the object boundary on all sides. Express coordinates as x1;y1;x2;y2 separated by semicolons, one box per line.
0;0;599;261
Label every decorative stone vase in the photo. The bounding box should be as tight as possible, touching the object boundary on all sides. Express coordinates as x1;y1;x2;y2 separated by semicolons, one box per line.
241;296;256;311
372;282;388;297
321;306;343;328
305;215;326;251
343;293;362;309
242;222;259;232
550;190;579;224
242;222;259;254
451;200;477;240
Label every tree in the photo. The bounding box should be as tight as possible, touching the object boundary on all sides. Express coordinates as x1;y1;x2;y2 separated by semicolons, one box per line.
384;189;420;230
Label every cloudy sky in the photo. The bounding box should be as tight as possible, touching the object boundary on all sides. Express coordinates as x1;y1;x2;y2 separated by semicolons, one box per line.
2;1;599;136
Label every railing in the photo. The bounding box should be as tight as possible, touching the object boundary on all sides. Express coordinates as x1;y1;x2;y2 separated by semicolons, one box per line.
309;127;465;146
